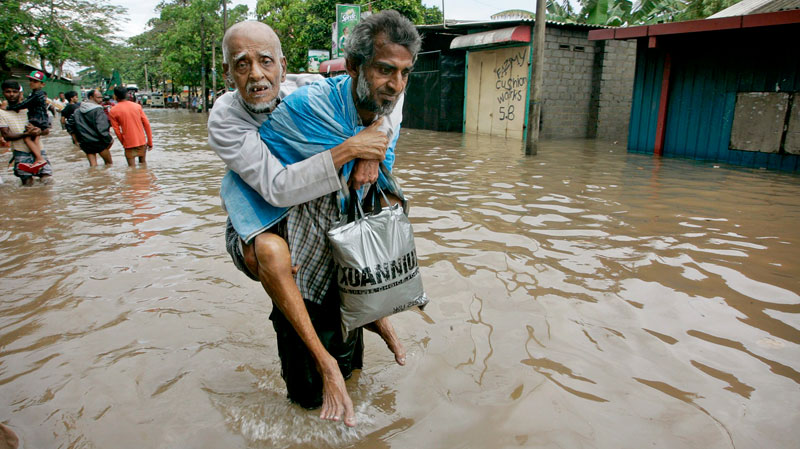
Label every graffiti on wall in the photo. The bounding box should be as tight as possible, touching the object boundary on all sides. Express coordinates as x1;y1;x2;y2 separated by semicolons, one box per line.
493;48;528;123
465;45;530;138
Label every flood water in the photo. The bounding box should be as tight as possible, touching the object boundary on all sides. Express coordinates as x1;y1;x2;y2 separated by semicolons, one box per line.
1;108;799;449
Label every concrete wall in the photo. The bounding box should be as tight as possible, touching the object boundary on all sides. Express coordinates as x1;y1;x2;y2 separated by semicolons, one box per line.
595;39;637;143
538;27;636;142
540;27;597;139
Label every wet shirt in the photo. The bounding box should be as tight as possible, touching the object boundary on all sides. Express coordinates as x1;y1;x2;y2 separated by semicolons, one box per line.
0;108;31;153
61;102;80;122
52;98;67;112
209;90;340;210
108;100;152;149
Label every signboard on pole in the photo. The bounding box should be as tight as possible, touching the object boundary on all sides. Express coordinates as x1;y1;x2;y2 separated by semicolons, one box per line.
307;50;330;73
335;4;360;58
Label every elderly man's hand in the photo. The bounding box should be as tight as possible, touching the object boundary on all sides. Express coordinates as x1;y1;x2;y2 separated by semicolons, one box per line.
350;159;379;190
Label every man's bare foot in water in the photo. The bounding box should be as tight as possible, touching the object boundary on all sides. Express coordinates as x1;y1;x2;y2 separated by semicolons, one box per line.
319;356;357;427
0;423;19;449
366;317;406;365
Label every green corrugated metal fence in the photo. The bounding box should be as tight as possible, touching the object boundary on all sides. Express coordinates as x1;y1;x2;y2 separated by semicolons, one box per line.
41;78;80;98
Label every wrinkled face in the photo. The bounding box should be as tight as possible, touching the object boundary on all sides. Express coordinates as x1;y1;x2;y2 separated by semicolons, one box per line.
223;31;286;113
350;34;413;118
3;88;21;104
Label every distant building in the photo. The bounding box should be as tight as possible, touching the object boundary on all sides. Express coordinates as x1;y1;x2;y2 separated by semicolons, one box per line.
590;7;800;171
407;19;636;142
2;60;79;98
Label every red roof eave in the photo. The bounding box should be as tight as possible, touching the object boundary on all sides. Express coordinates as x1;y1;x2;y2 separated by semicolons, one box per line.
588;8;800;41
450;25;531;50
319;58;346;75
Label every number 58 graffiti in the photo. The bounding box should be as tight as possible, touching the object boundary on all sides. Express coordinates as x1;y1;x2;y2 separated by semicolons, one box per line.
498;105;516;121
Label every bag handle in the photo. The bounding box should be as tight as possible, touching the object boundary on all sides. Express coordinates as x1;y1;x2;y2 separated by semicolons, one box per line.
346;187;361;223
365;182;393;214
346;183;391;223
362;183;384;215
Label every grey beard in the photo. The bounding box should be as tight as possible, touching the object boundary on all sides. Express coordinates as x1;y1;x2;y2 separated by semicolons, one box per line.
243;97;277;114
355;70;396;117
242;79;277;113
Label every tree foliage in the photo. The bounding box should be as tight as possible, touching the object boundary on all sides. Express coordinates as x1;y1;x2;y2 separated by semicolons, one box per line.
546;0;737;26
126;0;248;99
256;0;443;72
0;0;121;79
2;0;442;89
121;30;162;91
680;0;740;20
150;0;242;87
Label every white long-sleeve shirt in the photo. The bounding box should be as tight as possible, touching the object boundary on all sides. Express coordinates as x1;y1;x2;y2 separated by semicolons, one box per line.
208;87;403;208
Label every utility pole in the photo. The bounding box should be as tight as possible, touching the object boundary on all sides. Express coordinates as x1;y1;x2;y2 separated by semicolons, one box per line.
212;44;216;108
223;0;227;31
200;14;207;113
524;0;547;155
144;62;149;91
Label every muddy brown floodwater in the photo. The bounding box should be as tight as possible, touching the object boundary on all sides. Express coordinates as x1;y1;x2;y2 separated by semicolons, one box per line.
1;108;799;449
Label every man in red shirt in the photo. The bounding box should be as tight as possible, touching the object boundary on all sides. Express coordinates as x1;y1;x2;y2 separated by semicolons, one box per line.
109;86;154;166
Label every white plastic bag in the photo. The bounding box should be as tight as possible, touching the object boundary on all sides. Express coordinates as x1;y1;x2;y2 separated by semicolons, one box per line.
327;185;428;335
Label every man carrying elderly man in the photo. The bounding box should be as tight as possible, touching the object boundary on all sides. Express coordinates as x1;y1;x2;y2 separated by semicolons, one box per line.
208;11;420;427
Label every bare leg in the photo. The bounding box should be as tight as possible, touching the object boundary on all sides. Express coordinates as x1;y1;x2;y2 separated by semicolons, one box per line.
22;135;45;164
98;148;113;165
86;153;98;167
365;317;406;365
32;136;44;163
125;147;146;166
242;233;357;427
0;423;19;449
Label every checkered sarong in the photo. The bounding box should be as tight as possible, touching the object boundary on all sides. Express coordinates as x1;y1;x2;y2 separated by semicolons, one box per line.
285;192;341;305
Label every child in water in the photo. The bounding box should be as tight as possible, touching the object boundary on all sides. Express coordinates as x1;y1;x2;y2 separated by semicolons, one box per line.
7;71;51;174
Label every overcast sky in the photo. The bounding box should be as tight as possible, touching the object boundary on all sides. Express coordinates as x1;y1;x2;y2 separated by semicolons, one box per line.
108;0;540;39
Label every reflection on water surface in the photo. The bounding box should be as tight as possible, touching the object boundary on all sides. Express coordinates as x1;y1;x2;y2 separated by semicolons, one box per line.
1;109;798;448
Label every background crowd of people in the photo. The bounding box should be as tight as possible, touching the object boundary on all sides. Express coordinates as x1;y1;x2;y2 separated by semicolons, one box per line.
0;72;155;185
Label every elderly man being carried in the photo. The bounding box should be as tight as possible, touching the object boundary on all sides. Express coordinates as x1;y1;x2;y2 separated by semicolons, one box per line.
208;12;419;427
